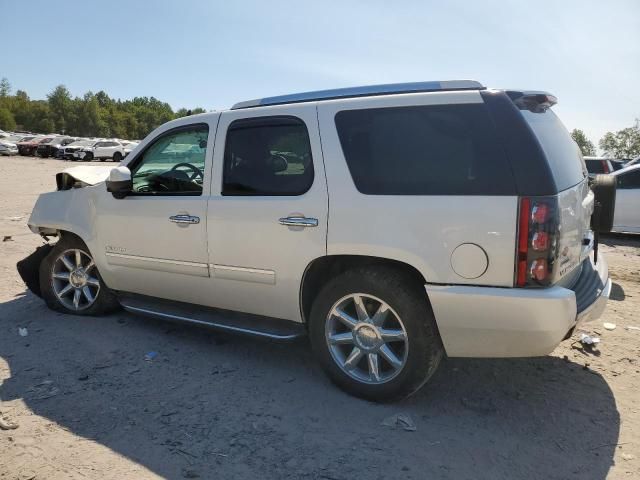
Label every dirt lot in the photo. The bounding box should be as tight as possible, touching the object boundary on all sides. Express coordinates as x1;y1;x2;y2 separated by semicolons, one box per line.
0;155;638;480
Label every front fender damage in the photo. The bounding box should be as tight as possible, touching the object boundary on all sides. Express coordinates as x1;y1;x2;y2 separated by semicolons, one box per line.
16;244;53;298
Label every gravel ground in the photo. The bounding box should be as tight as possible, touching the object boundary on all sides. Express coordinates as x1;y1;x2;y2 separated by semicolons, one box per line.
1;155;638;480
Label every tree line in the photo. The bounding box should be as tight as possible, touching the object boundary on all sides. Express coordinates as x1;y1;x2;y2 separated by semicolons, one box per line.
571;122;640;159
0;77;206;140
570;122;639;159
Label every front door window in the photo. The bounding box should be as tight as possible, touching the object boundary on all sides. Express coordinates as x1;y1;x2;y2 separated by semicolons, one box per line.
130;125;209;195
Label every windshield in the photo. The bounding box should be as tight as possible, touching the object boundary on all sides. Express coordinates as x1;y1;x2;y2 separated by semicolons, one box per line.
520;109;587;191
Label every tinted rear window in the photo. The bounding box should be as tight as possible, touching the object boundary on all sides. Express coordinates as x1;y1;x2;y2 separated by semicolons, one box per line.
520;109;586;190
334;104;515;195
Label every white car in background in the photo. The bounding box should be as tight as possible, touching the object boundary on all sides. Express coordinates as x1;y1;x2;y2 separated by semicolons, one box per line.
0;139;19;156
611;164;640;233
74;140;126;162
122;141;139;158
62;139;101;160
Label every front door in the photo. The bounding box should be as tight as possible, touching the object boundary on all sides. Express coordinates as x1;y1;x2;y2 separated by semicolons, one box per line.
206;105;328;322
94;119;217;305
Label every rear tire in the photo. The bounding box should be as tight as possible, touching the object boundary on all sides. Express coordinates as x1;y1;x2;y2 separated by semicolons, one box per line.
309;266;443;402
39;236;120;316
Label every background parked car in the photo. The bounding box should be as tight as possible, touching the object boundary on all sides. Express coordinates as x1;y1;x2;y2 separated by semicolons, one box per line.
74;140;126;162
0;139;19;156
584;156;629;176
625;156;640;168
60;139;100;160
611;164;640;233
17;136;45;156
37;136;77;158
122;141;139;158
584;156;615;176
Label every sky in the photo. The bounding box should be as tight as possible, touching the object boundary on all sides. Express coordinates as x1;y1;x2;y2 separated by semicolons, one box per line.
2;0;639;147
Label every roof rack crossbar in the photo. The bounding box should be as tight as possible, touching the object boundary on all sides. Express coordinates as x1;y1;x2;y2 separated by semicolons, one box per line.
231;80;485;110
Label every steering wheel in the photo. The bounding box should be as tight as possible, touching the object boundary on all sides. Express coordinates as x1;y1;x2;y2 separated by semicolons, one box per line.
170;162;203;181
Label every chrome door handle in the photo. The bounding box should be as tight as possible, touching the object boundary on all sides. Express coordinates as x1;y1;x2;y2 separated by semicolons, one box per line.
278;216;318;228
169;214;200;224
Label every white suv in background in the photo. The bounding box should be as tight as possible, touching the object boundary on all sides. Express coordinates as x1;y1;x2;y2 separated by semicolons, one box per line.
20;81;615;401
74;140;126;162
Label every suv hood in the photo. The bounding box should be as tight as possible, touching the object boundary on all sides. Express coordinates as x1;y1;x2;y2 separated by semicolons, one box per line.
56;165;114;190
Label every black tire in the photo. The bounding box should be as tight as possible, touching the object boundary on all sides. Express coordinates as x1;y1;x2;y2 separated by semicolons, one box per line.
309;266;443;402
112;151;123;162
39;235;120;316
84;152;94;161
591;174;616;232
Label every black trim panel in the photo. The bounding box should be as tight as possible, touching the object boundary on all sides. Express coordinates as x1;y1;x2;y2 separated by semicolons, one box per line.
481;90;558;196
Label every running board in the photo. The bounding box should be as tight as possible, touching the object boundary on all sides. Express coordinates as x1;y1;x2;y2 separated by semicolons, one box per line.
117;293;306;341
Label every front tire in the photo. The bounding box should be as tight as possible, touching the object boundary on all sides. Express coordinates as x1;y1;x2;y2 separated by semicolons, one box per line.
39;236;120;315
112;152;123;162
309;266;443;402
84;152;94;161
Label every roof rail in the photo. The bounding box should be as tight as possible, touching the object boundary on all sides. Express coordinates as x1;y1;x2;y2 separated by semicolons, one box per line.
231;80;485;110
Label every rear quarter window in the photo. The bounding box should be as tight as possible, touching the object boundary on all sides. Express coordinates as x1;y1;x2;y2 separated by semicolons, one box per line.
334;104;515;195
520;109;586;190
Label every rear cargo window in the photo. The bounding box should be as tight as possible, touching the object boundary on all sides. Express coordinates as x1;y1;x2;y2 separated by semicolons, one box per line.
334;104;515;195
520;109;586;191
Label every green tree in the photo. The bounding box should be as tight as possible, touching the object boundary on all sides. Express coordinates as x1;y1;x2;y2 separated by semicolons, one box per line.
0;78;10;98
570;129;595;156
47;85;74;133
599;120;640;159
0;77;207;138
0;108;16;130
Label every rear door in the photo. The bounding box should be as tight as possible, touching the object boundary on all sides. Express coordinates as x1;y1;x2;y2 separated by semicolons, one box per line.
206;104;328;322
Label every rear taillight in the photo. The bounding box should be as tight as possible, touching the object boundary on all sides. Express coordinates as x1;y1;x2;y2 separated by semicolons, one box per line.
515;196;559;287
600;160;608;173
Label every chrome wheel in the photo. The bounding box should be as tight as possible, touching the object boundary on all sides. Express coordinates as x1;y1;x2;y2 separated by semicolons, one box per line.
325;293;408;384
51;248;100;311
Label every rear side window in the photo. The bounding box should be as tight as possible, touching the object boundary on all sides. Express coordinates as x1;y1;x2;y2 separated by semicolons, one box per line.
334;104;515;195
223;116;314;196
520;109;586;190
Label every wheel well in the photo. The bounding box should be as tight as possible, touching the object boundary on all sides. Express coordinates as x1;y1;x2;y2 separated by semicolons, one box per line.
54;230;87;246
300;255;428;324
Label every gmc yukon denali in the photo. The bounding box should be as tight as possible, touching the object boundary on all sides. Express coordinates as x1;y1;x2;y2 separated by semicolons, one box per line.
18;80;616;401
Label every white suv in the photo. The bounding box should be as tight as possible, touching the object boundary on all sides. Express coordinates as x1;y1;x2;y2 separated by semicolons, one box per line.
74;140;125;162
20;81;615;401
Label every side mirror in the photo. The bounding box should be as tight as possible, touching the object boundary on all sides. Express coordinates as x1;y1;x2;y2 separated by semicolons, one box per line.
106;166;133;199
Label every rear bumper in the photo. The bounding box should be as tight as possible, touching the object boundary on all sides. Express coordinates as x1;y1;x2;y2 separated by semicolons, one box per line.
426;253;610;357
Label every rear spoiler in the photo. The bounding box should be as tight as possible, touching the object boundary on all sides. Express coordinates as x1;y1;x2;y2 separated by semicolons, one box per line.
506;90;557;113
